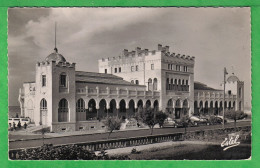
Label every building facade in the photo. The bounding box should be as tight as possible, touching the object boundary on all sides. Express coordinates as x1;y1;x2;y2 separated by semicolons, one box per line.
18;44;244;132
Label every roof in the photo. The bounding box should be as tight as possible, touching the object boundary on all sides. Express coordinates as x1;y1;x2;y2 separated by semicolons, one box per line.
194;81;221;91
75;71;145;86
227;75;240;83
45;48;66;63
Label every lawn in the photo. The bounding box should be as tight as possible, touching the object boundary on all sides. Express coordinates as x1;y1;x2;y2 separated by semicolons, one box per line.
127;143;251;160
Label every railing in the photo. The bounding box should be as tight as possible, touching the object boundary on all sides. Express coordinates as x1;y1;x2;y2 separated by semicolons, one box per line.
76;87;160;98
9;125;251;160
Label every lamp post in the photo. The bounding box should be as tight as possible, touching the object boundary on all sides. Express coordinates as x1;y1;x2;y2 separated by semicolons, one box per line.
223;67;228;128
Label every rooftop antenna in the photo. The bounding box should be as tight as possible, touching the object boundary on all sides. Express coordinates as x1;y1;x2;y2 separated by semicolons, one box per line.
54;22;58;53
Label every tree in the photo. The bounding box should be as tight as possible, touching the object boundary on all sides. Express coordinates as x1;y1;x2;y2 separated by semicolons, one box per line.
103;117;122;139
135;107;157;135
155;111;168;128
225;110;246;128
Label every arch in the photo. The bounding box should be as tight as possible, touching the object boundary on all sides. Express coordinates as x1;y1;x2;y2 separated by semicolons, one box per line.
76;98;86;121
129;99;135;114
167;99;173;114
153;78;158;91
137;99;143;108
209;101;214;115
204;101;209;115
183;99;188;108
88;99;97;113
175;99;181;119
175;99;181;108
146;100;151;108
183;99;189;115
76;98;85;112
224;101;227;109
40;99;47;125
153;100;159;111
215;101;219;115
119;99;126;112
228;101;232;110
109;99;117;114
98;99;107;119
58;98;68;122
194;101;198;115
40;99;47;109
148;78;153;91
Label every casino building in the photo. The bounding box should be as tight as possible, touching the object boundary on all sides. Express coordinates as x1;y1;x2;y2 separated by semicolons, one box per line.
18;44;244;132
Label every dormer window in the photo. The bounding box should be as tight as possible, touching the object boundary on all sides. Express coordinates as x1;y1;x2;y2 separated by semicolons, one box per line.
60;73;67;87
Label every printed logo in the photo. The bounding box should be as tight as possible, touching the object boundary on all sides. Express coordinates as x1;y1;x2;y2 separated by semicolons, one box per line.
221;132;240;151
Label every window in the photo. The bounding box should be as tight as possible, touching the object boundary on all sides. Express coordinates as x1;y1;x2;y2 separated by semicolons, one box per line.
131;66;134;72
168;64;171;70
76;98;85;112
228;90;232;95
239;88;242;98
58;99;68;122
176;65;180;71
183;66;188;72
40;99;47;110
42;75;46;87
131;80;134;84
153;78;158;90
114;68;117;73
104;69;107;74
60;74;67;87
148;78;152;91
136;65;139;71
151;64;154;70
119;67;121;73
135;80;139;85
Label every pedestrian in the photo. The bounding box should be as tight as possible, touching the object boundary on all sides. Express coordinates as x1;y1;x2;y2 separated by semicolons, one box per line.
13;122;16;130
17;121;21;129
24;122;27;129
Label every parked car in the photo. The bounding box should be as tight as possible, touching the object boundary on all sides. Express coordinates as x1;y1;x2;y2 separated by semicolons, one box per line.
189;116;210;126
8;118;31;127
215;115;227;123
163;117;179;128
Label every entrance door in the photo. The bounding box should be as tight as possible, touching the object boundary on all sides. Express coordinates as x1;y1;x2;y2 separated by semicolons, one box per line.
40;110;47;125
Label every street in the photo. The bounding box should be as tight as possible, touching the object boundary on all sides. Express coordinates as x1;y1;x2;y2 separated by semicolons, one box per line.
9;121;250;150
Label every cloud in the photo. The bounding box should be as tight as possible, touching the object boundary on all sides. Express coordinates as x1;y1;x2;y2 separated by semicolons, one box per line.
8;8;251;107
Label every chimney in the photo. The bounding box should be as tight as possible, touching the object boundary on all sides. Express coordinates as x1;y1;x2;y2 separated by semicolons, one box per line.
158;44;162;51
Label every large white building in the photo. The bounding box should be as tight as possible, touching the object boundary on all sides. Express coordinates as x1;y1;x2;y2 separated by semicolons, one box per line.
18;44;244;132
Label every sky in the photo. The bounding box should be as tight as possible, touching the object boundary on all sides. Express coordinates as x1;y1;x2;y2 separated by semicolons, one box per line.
8;8;251;107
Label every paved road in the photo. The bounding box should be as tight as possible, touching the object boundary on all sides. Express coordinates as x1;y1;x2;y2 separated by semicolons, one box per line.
9;121;250;150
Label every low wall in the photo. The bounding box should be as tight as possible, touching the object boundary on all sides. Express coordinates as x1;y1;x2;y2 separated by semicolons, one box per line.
9;125;251;160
